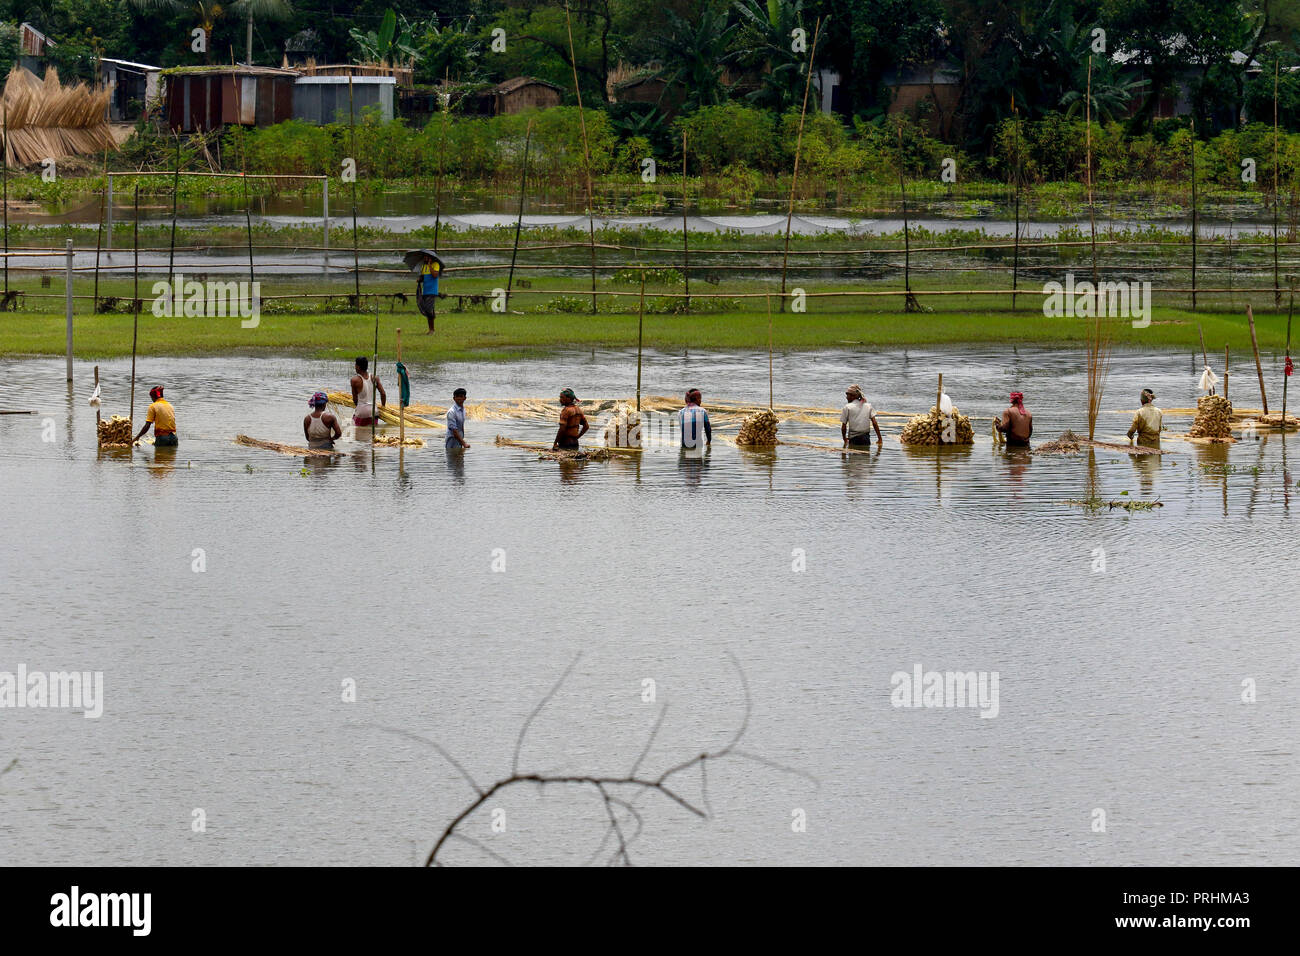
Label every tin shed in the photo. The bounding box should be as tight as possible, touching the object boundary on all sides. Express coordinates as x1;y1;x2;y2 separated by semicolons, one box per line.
293;75;395;124
164;66;298;132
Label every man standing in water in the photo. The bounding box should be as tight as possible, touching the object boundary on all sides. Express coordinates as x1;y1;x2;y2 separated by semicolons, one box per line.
679;388;712;452
553;388;588;451
304;391;342;449
134;385;178;446
1127;388;1163;449
994;391;1033;447
840;384;882;449
350;356;386;429
446;387;470;450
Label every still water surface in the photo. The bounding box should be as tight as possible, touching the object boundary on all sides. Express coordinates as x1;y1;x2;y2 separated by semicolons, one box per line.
0;348;1296;865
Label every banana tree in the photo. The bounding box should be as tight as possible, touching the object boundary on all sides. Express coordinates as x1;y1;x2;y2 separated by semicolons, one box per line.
349;8;420;68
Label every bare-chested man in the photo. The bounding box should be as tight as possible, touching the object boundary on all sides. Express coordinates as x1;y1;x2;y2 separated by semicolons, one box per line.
553;388;589;451
994;390;1033;447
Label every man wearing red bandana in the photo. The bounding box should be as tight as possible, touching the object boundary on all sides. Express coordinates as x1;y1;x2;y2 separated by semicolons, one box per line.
995;391;1033;447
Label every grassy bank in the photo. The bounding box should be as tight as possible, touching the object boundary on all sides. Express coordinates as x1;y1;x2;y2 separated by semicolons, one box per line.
1;303;1293;363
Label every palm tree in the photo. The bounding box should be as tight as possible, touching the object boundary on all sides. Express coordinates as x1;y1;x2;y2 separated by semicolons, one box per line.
231;0;293;65
127;0;228;62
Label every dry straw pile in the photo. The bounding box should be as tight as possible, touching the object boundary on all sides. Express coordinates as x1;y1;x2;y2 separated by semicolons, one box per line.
1188;395;1234;440
736;409;779;445
900;406;975;445
3;66;115;167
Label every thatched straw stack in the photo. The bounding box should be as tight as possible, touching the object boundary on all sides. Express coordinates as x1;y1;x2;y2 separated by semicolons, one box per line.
3;66;115;167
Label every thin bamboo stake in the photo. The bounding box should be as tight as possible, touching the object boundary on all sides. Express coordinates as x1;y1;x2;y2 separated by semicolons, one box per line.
396;326;404;453
130;186;139;428
636;270;645;410
682;130;690;313
767;293;774;409
1284;279;1293;424
1274;62;1281;306
897;124;916;311
1248;304;1268;414
506;123;534;311
349;74;360;306
937;372;943;412
563;2;598;314
779;16;822;313
232;51;256;297
94;365;101;427
1087;56;1097;284
1198;323;1208;370
372;300;379;451
1012;97;1020;310
1190;117;1198;309
168;129;181;282
1224;344;1229;402
93;145;106;312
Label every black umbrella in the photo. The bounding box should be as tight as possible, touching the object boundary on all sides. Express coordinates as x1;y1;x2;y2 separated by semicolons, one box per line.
403;250;445;273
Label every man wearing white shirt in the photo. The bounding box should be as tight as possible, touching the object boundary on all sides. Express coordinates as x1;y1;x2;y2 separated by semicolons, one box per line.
840;384;882;449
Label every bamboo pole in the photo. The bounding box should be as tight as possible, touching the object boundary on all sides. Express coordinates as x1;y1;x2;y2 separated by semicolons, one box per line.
1284;279;1293;424
682;130;690;313
1087;56;1097;285
1248;304;1268;414
130;186;140;428
779;16;822;313
233;51;256;298
937;372;943;412
168;129;181;283
505;123;534;311
94;365;101;427
349;74;360;306
1274;63;1281;306
1224;345;1229;402
898;125;914;311
636;270;645;411
767;292;774;409
1012;97;1020;310
563;2;599;314
396;327;404;451
372;300;379;451
93;144;107;312
1190;118;1198;309
1198;323;1208;371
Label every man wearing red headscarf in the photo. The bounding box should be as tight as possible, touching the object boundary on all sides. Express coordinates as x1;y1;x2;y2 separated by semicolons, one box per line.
994;391;1032;447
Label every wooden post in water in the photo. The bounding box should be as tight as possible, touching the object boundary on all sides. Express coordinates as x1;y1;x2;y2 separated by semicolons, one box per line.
767;293;774;409
1198;323;1208;372
2;100;8;298
1284;279;1294;424
506;123;533;311
1224;345;1229;403
130;187;140;428
396;327;404;454
779;16;822;314
937;372;943;412
94;366;101;427
64;239;73;382
372;301;379;451
1248;305;1268;414
636;270;645;411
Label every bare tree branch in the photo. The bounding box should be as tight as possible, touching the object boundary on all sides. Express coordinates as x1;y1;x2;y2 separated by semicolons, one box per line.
512;652;582;776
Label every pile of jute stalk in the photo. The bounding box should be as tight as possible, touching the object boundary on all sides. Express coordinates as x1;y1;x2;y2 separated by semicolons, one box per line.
97;415;132;447
736;409;779;445
1188;395;1234;440
900;406;975;445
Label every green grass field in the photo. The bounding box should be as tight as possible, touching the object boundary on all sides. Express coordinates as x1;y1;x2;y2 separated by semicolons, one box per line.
1;294;1292;362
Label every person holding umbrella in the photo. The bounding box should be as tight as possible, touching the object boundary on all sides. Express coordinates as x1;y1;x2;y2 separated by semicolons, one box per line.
404;250;445;333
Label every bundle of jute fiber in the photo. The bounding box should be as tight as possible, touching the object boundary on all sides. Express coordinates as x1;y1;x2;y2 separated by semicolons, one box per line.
372;435;425;447
603;403;642;448
2;66;116;167
1188;395;1234;440
97;415;133;446
736;409;779;445
900;406;975;445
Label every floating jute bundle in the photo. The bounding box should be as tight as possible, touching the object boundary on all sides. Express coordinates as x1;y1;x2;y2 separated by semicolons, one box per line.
736;409;779;445
900;405;974;445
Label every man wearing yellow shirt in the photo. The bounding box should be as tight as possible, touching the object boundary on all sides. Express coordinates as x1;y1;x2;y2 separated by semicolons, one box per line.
1126;388;1162;449
134;385;178;446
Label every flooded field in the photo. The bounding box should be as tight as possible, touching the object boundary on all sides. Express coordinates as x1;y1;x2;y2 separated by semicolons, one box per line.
1;347;1296;865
